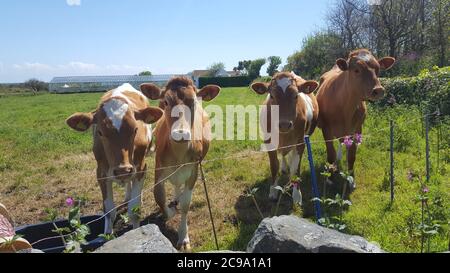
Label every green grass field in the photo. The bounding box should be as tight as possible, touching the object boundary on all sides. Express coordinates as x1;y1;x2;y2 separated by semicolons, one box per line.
0;88;448;253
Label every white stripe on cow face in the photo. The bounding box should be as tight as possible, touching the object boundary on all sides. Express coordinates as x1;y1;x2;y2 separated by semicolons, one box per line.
103;99;129;131
276;77;292;93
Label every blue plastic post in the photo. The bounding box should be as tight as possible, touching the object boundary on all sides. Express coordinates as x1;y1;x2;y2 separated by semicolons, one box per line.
304;135;322;222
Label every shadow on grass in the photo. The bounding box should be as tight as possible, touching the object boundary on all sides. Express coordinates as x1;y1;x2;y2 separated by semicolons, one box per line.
230;164;355;250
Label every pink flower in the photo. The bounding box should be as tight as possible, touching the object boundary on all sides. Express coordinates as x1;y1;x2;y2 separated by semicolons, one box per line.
65;197;74;207
422;186;429;194
354;133;363;145
343;136;353;148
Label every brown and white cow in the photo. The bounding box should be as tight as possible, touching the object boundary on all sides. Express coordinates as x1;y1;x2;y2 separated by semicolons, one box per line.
251;72;319;201
140;77;220;251
66;83;163;234
316;49;395;188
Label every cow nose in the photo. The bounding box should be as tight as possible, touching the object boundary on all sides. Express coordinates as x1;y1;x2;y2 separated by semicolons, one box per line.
372;87;385;98
279;121;293;132
171;129;192;141
113;165;134;179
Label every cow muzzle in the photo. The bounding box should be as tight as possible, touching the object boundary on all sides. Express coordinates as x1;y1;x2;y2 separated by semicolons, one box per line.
113;164;135;181
279;121;293;133
369;87;385;101
171;129;192;142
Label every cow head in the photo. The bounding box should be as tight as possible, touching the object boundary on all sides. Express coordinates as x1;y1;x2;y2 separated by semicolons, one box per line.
336;49;395;101
251;72;318;133
140;77;220;144
66;98;163;181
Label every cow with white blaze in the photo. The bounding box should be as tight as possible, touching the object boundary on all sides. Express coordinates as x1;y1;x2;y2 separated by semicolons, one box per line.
140;77;220;251
66;83;163;234
251;72;319;201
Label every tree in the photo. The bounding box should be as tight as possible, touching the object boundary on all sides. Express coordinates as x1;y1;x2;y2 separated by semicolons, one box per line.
285;32;345;80
266;56;282;76
234;60;252;75
24;79;48;94
247;58;266;80
138;71;152;76
206;62;226;77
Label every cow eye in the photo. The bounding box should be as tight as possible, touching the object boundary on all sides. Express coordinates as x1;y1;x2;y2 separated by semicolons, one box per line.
355;69;360;74
134;128;138;134
98;131;103;137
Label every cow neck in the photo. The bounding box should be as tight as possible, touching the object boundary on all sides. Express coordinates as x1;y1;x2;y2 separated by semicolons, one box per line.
339;71;365;120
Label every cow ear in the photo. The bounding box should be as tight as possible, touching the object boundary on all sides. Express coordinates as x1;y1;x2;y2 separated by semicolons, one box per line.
66;112;95;132
336;58;349;71
378;57;396;70
140;83;162;100
298;80;319;94
197;85;221;102
135;106;164;124
250;82;269;95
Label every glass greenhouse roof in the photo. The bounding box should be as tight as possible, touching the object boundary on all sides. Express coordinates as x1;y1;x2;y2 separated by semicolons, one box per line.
50;74;182;84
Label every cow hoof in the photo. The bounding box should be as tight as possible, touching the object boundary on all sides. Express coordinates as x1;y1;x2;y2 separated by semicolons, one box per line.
348;176;356;191
177;241;192;252
269;186;279;202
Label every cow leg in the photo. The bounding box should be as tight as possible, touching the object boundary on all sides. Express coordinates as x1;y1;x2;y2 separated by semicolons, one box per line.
124;182;132;204
322;128;337;166
154;169;176;220
268;151;280;201
99;178;115;234
289;149;301;179
177;185;193;251
281;155;288;175
128;177;144;229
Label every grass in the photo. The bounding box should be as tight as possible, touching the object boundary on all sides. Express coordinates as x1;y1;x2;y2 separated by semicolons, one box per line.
0;88;448;253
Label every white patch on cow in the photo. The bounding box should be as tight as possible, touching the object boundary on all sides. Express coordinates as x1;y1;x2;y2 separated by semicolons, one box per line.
103;99;129;131
299;93;314;122
276;77;292;93
110;83;146;105
357;52;372;63
146;124;152;143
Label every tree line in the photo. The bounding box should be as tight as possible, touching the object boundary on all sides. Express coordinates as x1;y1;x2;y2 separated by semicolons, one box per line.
286;0;449;79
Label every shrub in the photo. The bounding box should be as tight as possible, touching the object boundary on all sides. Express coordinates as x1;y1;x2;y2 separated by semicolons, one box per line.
377;67;450;118
199;76;252;88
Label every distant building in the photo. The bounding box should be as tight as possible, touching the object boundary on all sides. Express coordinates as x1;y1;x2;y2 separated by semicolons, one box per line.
188;69;240;87
49;74;183;93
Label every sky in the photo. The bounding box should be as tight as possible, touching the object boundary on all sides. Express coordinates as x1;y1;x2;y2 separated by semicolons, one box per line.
0;0;333;83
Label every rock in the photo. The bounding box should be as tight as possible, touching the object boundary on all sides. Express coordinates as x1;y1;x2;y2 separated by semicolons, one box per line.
94;224;178;253
200;250;246;253
17;248;45;253
247;215;385;253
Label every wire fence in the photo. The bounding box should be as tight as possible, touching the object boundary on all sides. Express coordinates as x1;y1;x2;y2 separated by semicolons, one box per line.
28;110;443;247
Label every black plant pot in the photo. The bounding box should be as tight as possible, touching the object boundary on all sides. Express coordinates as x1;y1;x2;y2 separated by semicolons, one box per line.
15;215;106;253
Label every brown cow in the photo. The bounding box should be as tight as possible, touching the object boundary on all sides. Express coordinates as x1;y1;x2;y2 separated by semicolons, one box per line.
317;49;395;189
140;77;220;251
251;72;319;201
66;83;163;234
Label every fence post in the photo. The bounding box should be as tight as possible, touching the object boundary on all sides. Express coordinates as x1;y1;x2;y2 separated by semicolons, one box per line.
436;107;441;173
390;120;395;203
425;114;430;183
304;135;322;222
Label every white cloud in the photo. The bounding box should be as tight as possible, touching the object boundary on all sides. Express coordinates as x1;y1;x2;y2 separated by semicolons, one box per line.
66;0;81;6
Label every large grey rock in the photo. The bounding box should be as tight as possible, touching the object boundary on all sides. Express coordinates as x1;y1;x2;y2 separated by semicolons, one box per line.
247;215;385;253
94;224;177;253
17;248;45;253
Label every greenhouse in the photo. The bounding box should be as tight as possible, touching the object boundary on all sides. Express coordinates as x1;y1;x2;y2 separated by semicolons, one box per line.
49;74;181;93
